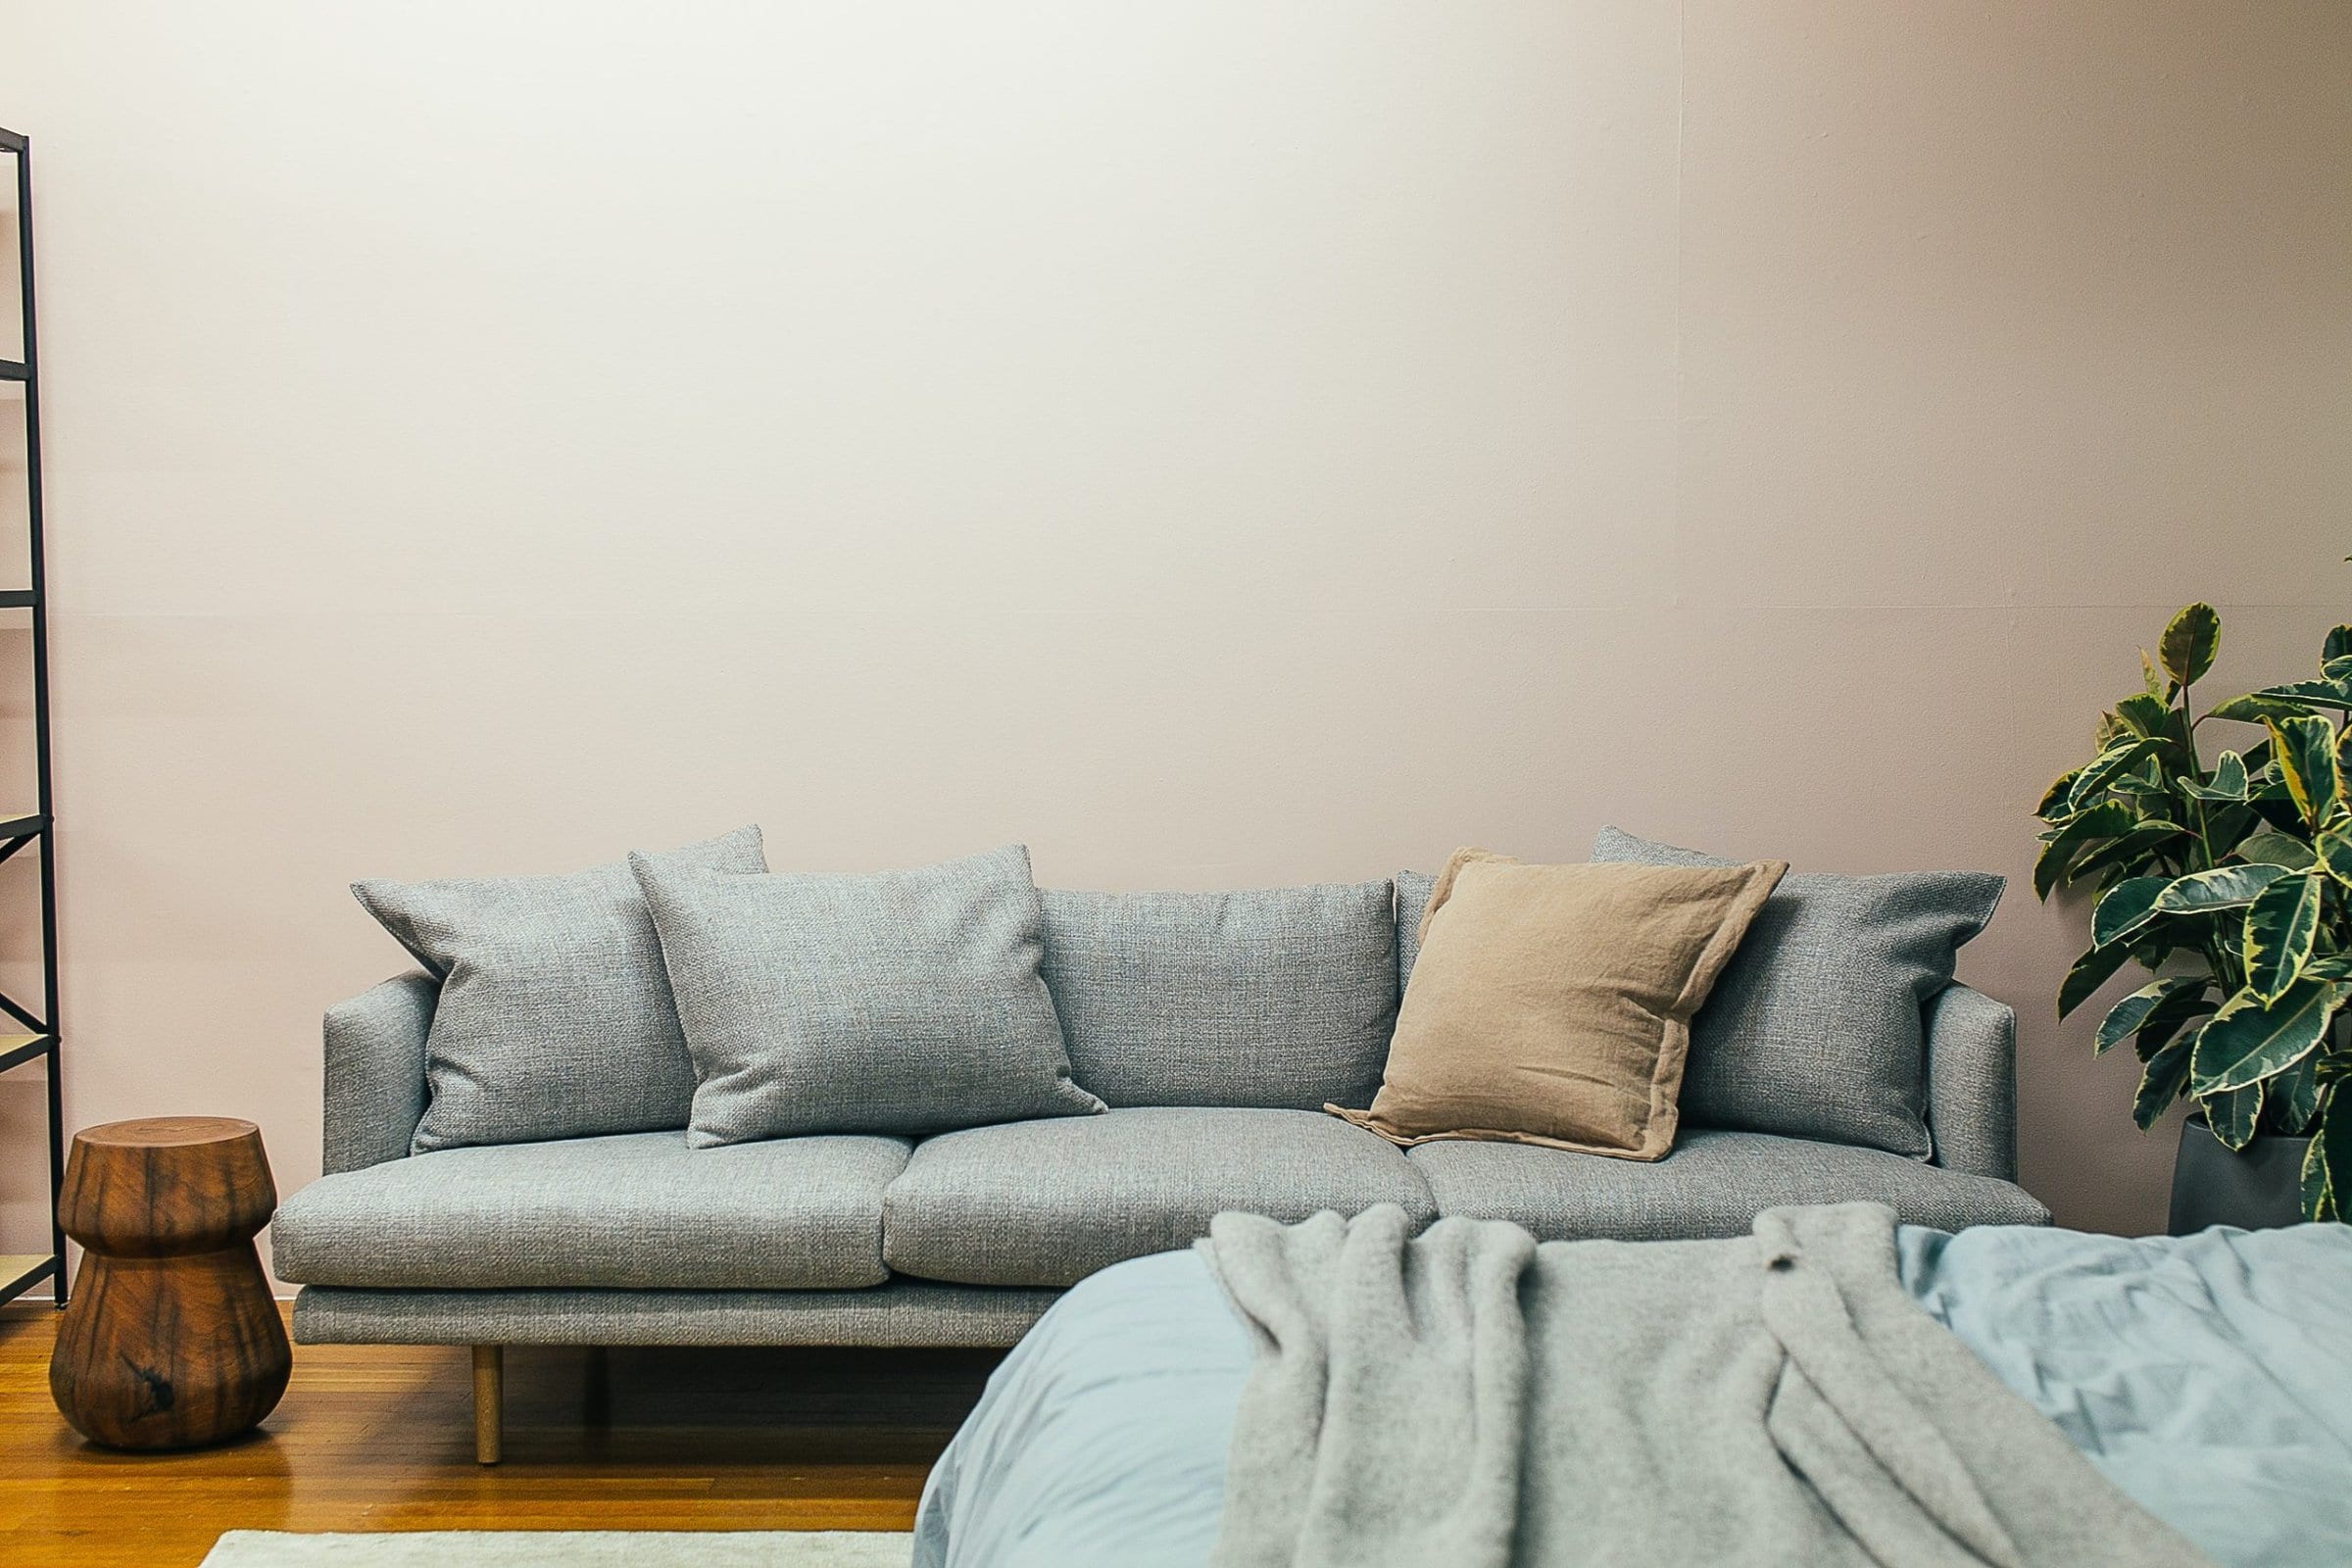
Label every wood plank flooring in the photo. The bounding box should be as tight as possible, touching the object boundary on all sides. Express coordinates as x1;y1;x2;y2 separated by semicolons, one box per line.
0;1302;1002;1566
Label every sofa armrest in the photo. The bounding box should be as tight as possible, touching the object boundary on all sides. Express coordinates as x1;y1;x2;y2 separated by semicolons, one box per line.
323;971;438;1174
1923;982;2018;1181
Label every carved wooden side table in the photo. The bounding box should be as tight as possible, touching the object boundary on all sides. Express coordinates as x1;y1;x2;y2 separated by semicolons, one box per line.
49;1116;292;1448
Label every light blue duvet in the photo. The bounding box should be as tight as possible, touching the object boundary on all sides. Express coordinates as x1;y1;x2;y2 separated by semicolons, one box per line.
913;1221;2352;1568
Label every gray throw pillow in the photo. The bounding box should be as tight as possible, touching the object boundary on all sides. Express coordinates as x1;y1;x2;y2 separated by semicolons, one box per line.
1395;870;1439;994
1590;826;2003;1158
1039;881;1399;1110
633;843;1105;1146
353;825;767;1152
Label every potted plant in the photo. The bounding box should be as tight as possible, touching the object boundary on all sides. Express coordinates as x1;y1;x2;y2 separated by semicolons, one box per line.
2034;603;2351;1227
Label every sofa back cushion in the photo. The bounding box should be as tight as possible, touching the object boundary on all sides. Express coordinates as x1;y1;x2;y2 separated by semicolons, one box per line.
636;843;1105;1145
353;824;767;1152
1396;869;1439;992
1039;881;1398;1109
1590;826;2003;1158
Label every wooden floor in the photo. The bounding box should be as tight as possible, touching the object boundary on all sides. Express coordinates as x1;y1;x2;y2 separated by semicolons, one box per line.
0;1302;1003;1566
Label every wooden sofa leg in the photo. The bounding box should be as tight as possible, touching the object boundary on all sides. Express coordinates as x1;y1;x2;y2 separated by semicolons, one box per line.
472;1346;504;1465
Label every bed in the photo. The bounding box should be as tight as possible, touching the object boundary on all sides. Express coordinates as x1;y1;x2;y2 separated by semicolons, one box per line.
912;1214;2352;1568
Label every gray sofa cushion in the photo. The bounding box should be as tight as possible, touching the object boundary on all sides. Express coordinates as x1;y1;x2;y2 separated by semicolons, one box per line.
635;843;1104;1146
1407;1130;2048;1240
882;1106;1435;1286
353;825;767;1152
1040;882;1399;1109
1591;827;2003;1158
1395;869;1438;994
270;1131;909;1290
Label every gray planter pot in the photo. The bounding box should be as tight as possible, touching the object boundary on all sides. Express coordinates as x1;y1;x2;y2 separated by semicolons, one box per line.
2168;1113;2311;1235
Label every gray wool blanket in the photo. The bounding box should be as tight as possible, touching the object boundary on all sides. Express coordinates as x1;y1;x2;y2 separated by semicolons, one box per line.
1197;1202;2214;1568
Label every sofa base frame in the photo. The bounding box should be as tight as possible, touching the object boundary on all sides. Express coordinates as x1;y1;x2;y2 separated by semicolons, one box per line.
294;1282;1064;1465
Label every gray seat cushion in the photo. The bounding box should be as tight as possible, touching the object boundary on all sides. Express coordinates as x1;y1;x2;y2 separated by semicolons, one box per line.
271;1131;910;1290
1591;826;2002;1158
882;1107;1435;1286
1040;882;1399;1109
352;824;768;1152
1408;1130;2049;1240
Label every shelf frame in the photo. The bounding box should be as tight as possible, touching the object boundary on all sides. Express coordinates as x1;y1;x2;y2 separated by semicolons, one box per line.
1;126;64;1306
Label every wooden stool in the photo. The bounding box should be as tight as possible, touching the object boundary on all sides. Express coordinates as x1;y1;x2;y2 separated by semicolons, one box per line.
50;1116;291;1449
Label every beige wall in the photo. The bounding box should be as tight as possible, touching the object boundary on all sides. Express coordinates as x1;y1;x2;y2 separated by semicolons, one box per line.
0;2;2343;1278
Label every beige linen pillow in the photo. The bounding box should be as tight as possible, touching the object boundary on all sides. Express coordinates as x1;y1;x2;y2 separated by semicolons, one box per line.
1329;848;1787;1160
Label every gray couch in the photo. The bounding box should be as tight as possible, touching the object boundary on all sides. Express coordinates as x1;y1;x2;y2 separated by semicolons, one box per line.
273;874;2045;1462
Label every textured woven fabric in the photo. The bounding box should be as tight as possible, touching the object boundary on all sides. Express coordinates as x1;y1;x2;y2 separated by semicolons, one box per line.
354;825;767;1152
272;1130;909;1290
1923;983;2019;1180
882;1106;1436;1287
1394;870;1438;993
636;843;1103;1145
322;971;437;1174
1038;882;1398;1109
290;1279;1061;1348
1591;826;2003;1158
1407;1129;2047;1241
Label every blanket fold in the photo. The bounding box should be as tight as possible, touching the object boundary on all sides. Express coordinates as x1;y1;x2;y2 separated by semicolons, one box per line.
1198;1201;2211;1568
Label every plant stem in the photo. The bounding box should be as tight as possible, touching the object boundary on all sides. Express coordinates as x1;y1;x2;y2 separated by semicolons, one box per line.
2180;677;2219;873
2178;675;2243;993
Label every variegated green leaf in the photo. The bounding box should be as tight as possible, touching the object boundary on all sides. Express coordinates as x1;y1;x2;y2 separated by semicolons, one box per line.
2197;802;2258;851
2315;820;2352;889
2115;692;2178;741
2132;1029;2195;1130
2090;875;2170;948
2271;1052;2323;1134
2139;650;2169;699
2269;715;2341;825
2190;978;2337;1096
2034;801;2139;901
2304;1129;2336;1222
2208;693;2321;724
2150;862;2292;916
2058;941;2135;1020
2132;986;2218;1062
2239;828;2320;870
2034;767;2082;822
2205;1078;2266;1151
2158;604;2220;687
2180;751;2248;802
2096;978;2203;1055
2247;679;2352;711
2326;655;2352;685
2068;741;2155;811
2067;823;2188;888
2304;1084;2350;1222
2243;871;2324;1001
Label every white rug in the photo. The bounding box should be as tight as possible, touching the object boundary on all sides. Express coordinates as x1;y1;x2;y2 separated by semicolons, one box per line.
200;1531;913;1566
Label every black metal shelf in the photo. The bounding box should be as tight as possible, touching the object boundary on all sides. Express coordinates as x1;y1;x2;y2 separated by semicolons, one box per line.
0;1251;58;1307
0;125;65;1307
0;1033;51;1075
